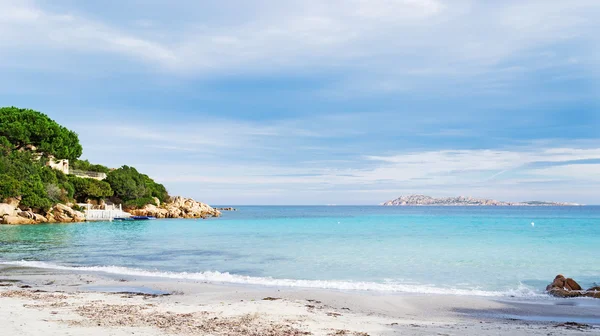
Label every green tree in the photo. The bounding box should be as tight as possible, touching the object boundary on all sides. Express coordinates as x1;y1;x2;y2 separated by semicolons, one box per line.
106;166;169;204
0;173;21;199
0;107;83;161
68;176;113;202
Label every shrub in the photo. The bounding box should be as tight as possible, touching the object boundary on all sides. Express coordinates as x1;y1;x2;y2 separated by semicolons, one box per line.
70;159;110;173
124;196;157;209
0;173;21;199
20;193;53;212
45;183;63;202
106;166;169;203
68;176;114;202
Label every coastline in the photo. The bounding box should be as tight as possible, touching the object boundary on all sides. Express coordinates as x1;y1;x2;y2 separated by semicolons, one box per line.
1;264;599;335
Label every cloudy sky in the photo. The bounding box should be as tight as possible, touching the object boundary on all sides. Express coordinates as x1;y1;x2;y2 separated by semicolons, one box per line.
1;0;599;204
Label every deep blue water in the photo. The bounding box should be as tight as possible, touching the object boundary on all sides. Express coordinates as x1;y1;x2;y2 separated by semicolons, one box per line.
1;206;599;296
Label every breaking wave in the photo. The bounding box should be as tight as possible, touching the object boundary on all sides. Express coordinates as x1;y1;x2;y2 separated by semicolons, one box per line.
1;260;543;298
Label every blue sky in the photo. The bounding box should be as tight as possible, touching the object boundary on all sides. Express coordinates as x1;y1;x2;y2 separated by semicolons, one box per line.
1;0;599;204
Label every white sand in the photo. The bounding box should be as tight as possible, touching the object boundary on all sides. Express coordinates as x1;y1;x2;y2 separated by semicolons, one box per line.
1;266;598;335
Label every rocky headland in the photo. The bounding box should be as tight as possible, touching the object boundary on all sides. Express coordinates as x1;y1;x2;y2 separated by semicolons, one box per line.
382;195;579;206
0;196;220;225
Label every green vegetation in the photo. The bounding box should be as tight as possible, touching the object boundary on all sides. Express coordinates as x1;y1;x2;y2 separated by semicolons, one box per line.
70;159;110;173
69;176;113;202
0;149;73;212
105;166;169;206
0;106;83;161
0;107;169;211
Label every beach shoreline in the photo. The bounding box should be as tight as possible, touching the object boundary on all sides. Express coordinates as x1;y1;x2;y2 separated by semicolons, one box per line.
1;264;599;335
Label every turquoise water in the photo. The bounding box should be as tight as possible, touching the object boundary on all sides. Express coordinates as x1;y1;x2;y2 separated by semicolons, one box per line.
1;206;599;297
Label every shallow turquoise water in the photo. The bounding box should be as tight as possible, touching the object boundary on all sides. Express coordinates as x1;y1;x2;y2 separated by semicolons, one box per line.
1;206;599;296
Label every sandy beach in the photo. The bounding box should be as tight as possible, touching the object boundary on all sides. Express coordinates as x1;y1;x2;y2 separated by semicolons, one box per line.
1;264;599;335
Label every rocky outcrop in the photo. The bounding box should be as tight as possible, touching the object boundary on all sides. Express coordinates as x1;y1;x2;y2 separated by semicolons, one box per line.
0;201;85;225
1;215;36;225
546;275;600;298
129;196;220;219
1;196;220;224
383;195;579;206
46;203;85;223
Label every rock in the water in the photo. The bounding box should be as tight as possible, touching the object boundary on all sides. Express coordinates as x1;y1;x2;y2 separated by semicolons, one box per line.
585;292;600;299
566;278;582;291
129;196;220;219
546;275;598;299
546;274;566;291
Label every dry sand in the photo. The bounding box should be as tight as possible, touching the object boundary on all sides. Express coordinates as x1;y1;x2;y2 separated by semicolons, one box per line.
1;265;599;335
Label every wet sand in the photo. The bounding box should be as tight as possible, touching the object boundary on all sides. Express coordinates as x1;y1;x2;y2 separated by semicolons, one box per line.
1;265;599;335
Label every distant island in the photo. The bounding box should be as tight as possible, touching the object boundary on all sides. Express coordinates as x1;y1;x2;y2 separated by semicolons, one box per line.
382;195;580;206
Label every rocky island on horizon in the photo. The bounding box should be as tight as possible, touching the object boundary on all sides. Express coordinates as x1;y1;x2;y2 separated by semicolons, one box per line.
382;195;581;206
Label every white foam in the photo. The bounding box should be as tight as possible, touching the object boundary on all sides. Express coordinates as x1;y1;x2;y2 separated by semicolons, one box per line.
1;260;544;298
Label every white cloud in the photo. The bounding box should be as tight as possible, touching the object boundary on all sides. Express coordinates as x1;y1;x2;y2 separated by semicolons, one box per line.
64;109;600;204
0;0;175;65
137;146;600;204
1;0;598;83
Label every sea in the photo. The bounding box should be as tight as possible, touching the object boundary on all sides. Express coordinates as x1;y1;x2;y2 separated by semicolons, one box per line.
1;206;599;298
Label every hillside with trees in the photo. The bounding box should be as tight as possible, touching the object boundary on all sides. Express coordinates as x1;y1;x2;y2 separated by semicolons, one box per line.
0;106;170;212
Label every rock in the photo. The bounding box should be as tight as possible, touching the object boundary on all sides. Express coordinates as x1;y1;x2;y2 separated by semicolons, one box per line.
546;275;599;299
584;292;600;299
128;196;220;219
1;215;35;225
546;275;566;291
547;288;582;298
33;213;48;223
3;197;21;208
0;203;18;217
18;211;35;219
216;207;237;211
566;278;582;291
54;203;76;217
49;204;85;223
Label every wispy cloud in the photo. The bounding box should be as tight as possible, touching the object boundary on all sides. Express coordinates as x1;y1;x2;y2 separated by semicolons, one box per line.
74;113;600;204
1;0;598;82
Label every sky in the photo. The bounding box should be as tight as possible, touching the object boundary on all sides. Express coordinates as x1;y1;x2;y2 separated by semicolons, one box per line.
1;0;599;205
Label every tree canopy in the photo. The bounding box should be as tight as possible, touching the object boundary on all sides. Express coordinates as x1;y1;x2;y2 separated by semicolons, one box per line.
105;166;169;205
0;107;83;161
68;176;113;202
